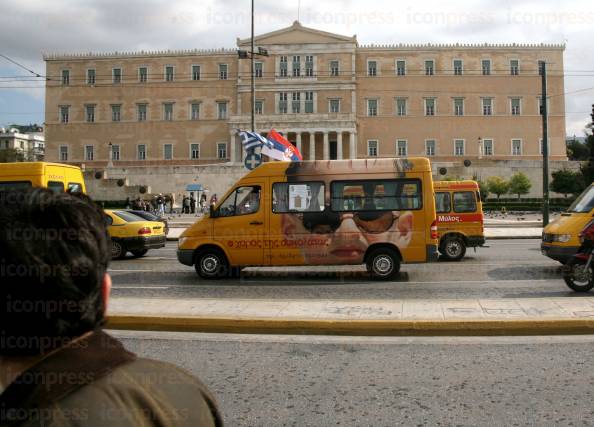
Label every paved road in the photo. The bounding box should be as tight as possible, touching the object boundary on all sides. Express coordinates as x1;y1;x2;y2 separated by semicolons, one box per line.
108;239;574;300
113;331;594;427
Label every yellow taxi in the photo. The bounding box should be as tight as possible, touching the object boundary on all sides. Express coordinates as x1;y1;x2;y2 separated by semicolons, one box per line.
542;183;594;264
104;209;166;259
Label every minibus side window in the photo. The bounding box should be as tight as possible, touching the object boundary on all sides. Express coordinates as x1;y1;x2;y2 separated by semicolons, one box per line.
47;181;65;193
272;182;325;213
331;179;422;211
453;191;476;213
67;182;83;193
435;192;451;213
217;186;261;217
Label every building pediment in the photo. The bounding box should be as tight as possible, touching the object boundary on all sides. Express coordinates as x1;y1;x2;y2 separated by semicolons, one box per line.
237;21;356;46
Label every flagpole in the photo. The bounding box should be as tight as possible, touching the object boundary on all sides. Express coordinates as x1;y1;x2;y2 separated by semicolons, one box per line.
251;0;255;133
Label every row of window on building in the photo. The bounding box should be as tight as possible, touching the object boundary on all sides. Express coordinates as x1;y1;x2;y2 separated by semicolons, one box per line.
58;137;548;162
58;101;229;123
57;93;547;123
366;138;549;157
367;96;547;117
59;142;228;162
366;58;530;77
59;57;537;85
61;64;229;85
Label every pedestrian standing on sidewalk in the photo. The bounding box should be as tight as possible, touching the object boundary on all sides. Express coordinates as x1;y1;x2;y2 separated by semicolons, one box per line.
200;193;207;213
157;193;165;216
183;195;190;214
169;192;175;214
190;193;196;214
0;188;223;426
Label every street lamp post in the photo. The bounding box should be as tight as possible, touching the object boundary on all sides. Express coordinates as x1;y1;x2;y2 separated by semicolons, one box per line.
238;1;269;133
250;0;255;132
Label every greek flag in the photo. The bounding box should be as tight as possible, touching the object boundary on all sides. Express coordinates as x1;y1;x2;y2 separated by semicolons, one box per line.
238;130;268;151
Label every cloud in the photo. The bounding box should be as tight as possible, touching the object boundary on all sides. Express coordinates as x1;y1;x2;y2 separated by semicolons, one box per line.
0;0;593;134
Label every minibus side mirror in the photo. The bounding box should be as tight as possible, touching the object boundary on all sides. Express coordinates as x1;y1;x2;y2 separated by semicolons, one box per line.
210;204;216;218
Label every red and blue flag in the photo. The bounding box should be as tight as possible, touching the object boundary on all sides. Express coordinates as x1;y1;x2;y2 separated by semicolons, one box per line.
261;129;303;162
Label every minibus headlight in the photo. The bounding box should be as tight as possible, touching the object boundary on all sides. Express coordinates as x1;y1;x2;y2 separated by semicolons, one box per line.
178;237;188;247
556;234;571;243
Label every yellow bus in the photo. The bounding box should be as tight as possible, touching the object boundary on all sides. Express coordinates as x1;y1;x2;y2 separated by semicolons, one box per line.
0;162;86;193
542;183;594;264
434;180;485;261
178;158;438;280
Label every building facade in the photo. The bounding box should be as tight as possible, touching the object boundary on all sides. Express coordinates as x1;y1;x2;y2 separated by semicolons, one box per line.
0;128;45;161
44;21;566;166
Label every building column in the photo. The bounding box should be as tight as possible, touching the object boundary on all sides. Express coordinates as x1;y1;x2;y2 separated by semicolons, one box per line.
349;131;357;159
323;131;329;160
296;132;302;157
309;132;315;161
230;130;237;163
337;131;343;160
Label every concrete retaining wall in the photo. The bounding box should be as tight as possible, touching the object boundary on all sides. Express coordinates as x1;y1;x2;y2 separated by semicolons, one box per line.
84;163;247;203
83;159;582;202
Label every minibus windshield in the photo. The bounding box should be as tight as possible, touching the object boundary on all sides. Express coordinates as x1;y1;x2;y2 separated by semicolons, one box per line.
0;181;32;191
568;185;594;213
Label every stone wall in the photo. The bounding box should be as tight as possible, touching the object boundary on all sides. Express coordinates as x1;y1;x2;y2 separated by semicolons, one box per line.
83;159;582;203
84;163;248;204
432;159;581;198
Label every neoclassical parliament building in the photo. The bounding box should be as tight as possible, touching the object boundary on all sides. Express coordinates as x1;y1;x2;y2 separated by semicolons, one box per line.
44;21;566;167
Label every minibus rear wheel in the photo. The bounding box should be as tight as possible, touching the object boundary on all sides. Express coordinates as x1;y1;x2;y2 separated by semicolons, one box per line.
366;247;400;280
440;235;466;261
195;249;230;279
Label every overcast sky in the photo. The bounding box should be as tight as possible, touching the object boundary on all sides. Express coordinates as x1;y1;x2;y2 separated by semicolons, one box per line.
1;0;593;136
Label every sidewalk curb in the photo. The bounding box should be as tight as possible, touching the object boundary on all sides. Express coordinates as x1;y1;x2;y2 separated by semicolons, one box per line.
485;235;541;240
106;315;594;336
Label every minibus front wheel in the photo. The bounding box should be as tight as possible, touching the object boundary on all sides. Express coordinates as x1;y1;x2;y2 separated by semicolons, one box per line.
366;247;400;280
195;248;230;279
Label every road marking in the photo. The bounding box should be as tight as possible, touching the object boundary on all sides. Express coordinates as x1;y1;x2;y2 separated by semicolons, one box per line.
238;279;556;285
108;269;189;272
109;279;558;287
108;330;594;345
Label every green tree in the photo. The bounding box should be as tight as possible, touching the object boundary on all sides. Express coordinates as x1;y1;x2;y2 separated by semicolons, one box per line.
582;133;594;184
508;172;532;200
550;169;586;197
486;176;509;200
567;138;589;160
477;180;490;201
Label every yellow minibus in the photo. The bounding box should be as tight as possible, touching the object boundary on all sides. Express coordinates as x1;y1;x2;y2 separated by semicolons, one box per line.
434;180;485;261
178;158;438;280
542;183;594;264
0;162;86;193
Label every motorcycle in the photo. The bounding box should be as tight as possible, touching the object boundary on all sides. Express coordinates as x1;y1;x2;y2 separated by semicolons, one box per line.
563;220;594;292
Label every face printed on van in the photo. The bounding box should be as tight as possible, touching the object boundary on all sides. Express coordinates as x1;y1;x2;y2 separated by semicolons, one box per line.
278;160;415;265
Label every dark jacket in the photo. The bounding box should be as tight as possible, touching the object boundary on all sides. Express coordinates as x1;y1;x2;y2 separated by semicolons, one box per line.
0;331;223;426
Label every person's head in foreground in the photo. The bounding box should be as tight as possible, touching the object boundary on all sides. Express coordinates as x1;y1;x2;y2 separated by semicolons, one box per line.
0;188;222;426
1;188;110;357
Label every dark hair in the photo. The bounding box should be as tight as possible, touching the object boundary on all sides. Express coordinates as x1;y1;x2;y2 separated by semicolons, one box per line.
0;189;110;356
